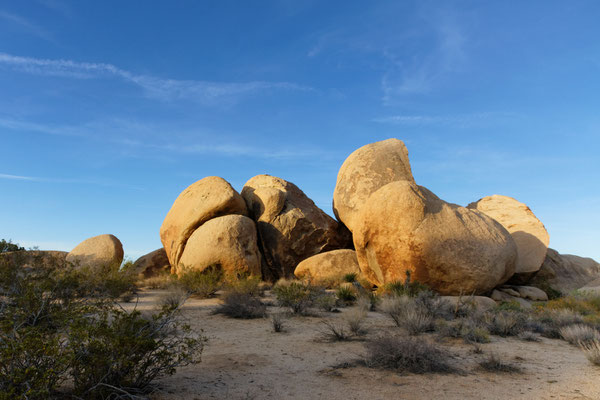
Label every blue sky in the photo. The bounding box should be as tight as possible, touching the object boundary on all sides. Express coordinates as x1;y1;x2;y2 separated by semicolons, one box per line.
1;1;599;261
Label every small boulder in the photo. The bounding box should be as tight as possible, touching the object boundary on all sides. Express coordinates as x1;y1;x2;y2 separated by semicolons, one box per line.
242;175;352;280
294;249;361;286
514;285;548;301
66;234;124;270
491;289;532;309
132;248;171;278
160;176;248;268
177;215;261;278
333;138;415;232
353;181;517;295
467;195;549;280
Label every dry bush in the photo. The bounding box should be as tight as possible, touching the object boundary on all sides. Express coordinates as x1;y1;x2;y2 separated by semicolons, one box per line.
321;309;367;341
140;274;175;289
363;335;456;374
272;280;322;315
380;296;433;334
536;309;585;338
518;331;542;342
479;353;521;373
159;287;189;309
213;291;267;319
314;292;338;312
486;311;525;337
345;308;368;336
178;266;224;298
559;324;600;345
321;320;352;341
436;318;490;344
580;339;600;366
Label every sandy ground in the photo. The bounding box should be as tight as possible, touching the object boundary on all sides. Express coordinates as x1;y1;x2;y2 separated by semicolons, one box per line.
124;290;599;400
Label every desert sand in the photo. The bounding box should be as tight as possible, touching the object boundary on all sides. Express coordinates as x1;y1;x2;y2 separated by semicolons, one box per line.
122;290;599;400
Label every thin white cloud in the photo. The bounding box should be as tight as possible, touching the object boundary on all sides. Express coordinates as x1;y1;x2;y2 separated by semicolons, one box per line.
0;10;53;41
0;52;312;104
0;173;37;181
373;112;518;128
0;171;144;190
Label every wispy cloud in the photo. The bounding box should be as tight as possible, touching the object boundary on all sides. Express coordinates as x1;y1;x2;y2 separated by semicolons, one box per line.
381;9;467;103
373;112;518;128
37;0;73;19
0;116;329;161
0;171;144;190
0;52;311;104
0;10;53;41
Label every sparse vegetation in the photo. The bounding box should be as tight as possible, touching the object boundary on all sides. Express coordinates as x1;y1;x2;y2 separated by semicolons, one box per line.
0;239;24;253
178;265;224;298
379;271;430;298
559;324;600;345
379;295;434;334
580;339;600;366
315;292;338;312
213;291;267;319
273;280;321;315
271;312;287;333
336;285;357;304
363;335;456;374
343;272;358;283
518;331;541;342
485;311;525;337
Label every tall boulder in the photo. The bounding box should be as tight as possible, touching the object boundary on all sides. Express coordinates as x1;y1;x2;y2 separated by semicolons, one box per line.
333;138;415;232
294;249;362;286
467;195;549;281
132;248;171;278
242;175;352;280
66;234;124;270
177;215;261;278
160;176;248;267
529;248;600;293
353;181;517;295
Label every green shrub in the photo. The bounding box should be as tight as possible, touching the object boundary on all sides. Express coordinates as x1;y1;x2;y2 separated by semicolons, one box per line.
495;300;522;312
315;292;338;312
379;271;430;298
343;272;358;283
69;303;205;398
273;280;320;315
0;239;24;253
178;265;224;298
213;292;267;319
336;285;357;304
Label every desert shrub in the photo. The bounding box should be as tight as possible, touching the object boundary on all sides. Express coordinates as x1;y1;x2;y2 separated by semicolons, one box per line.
414;290;452;320
495;300;522;312
315;292;338;312
273;280;321;315
225;275;263;297
436;318;490;344
159;287;189;309
336;285;357;304
518;331;541;342
559;324;600;345
541;293;600;316
486;311;525;337
364;335;456;374
0;239;24;253
535;309;584;338
479;353;521;373
580;339;600;366
178;265;224;298
345;308;368;336
271;312;287;332
343;272;358;283
142;273;177;289
69;303;204;398
321;319;352;341
213;292;267;319
380;272;430;298
380;295;434;334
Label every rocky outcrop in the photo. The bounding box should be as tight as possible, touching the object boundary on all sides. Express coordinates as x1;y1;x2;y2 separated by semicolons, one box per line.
177;215;261;278
242;174;351;280
160;176;248;268
529;248;600;293
353;181;517;295
467;195;549;281
294;249;361;286
66;234;124;270
133;248;171;278
333;138;415;232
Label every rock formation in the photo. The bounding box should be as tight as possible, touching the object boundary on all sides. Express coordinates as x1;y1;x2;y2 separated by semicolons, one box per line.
160;176;248;268
178;215;261;278
294;249;361;285
333;138;415;233
529;248;600;293
353;180;517;295
66;234;124;270
467;195;549;281
133;248;171;278
242;174;352;280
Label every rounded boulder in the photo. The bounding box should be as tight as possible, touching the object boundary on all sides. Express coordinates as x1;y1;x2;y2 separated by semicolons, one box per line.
66;234;124;270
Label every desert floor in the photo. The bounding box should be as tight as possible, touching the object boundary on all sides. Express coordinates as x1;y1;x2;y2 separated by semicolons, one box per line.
124;290;599;400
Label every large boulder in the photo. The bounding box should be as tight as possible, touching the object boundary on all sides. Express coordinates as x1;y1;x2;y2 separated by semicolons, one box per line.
529;248;600;293
294;249;362;286
467;195;549;281
177;215;261;278
353;181;517;295
160;176;248;267
333;138;415;232
0;250;67;268
66;234;124;270
132;248;171;278
242;175;352;280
